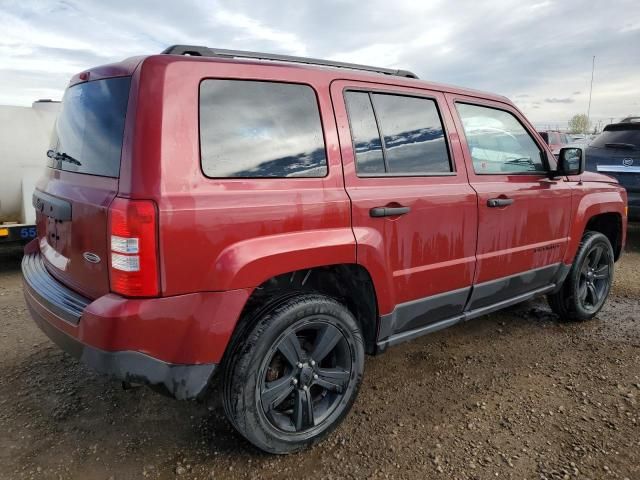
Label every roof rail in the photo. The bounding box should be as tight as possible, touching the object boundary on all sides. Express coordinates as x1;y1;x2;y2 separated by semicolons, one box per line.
161;45;419;79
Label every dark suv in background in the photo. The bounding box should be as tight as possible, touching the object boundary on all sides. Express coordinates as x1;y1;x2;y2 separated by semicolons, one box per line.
586;122;640;221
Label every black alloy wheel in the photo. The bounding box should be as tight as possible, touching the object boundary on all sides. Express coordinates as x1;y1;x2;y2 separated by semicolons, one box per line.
576;242;612;312
223;294;364;454
258;319;352;433
548;231;615;321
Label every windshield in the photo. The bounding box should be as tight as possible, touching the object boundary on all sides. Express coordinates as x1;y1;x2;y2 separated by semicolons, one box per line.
49;77;131;177
591;126;640;149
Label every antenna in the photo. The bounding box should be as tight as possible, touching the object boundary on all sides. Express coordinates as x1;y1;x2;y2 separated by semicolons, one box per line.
586;56;595;134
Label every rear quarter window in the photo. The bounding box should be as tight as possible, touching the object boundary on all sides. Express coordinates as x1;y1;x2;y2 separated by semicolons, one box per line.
199;80;328;178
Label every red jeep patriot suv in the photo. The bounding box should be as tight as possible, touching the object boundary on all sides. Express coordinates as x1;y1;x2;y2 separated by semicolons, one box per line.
23;45;627;454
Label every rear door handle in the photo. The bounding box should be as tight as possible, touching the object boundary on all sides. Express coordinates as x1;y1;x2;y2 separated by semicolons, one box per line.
369;206;411;217
487;198;514;208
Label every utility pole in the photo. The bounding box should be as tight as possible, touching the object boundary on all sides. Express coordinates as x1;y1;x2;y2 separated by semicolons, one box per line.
586;56;595;134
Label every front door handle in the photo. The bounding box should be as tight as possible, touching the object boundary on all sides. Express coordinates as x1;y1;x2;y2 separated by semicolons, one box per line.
487;198;514;208
369;206;411;217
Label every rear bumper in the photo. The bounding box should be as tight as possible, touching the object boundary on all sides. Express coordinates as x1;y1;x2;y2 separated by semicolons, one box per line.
0;224;37;244
28;303;217;399
628;191;640;221
22;249;251;399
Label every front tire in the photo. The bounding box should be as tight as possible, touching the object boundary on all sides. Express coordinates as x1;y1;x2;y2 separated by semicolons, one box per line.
222;294;364;454
547;231;614;321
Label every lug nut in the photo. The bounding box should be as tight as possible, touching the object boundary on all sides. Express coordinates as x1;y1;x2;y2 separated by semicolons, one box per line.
297;362;303;368
302;385;308;391
313;374;318;380
292;378;298;385
310;360;315;366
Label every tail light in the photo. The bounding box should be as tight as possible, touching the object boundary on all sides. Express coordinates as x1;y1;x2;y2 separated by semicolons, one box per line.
108;197;159;297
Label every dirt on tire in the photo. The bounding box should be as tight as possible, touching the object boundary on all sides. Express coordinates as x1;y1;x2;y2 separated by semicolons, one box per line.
1;226;639;480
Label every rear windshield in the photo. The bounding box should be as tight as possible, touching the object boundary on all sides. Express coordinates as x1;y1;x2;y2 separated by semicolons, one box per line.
591;125;640;149
49;77;131;177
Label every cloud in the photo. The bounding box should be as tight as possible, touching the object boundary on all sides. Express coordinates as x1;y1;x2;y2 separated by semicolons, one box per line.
0;0;639;126
213;7;308;56
545;98;575;104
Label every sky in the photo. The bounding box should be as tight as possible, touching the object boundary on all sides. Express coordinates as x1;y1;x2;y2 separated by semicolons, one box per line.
1;0;639;129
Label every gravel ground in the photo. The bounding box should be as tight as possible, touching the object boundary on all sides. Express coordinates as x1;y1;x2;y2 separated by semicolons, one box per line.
0;226;639;480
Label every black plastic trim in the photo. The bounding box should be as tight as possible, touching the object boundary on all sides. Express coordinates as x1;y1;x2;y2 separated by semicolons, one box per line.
162;45;419;79
22;268;216;400
32;190;72;221
466;263;561;311
22;252;89;325
487;198;514;208
377;283;557;351
377;286;470;341
369;206;411;217
376;263;572;351
26;298;216;400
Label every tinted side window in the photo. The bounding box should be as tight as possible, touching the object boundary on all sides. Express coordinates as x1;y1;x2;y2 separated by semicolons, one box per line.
456;103;545;174
344;91;452;175
199;80;327;178
344;92;385;174
372;93;451;174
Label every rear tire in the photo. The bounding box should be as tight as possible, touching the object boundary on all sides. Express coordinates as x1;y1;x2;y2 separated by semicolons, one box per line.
222;294;364;454
547;231;614;322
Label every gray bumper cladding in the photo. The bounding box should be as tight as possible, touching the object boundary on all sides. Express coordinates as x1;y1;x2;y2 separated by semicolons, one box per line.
81;348;217;400
22;252;217;400
28;303;217;400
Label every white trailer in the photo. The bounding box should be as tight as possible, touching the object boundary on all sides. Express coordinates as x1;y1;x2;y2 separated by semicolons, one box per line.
0;100;60;245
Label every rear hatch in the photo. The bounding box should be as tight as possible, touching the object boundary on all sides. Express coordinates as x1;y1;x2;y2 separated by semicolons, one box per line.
585;123;640;193
34;76;131;299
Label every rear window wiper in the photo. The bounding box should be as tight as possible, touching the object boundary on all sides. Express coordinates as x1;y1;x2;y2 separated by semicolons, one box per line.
46;149;82;166
604;142;637;150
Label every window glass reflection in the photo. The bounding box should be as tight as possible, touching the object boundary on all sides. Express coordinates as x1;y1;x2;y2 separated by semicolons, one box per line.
200;80;327;178
372;93;451;174
53;77;130;177
457;103;544;174
344;91;385;174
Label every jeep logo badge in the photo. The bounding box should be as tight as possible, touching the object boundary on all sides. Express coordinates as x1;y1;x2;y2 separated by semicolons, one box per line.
83;252;101;264
622;158;634;167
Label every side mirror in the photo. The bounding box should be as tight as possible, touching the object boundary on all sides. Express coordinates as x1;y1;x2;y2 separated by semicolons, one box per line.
557;147;584;176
